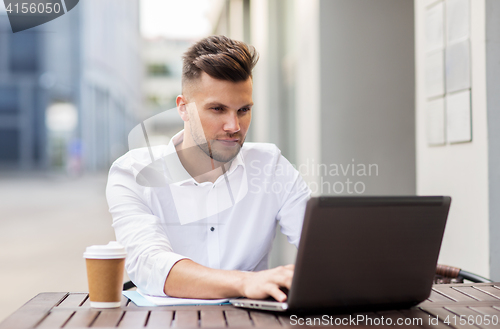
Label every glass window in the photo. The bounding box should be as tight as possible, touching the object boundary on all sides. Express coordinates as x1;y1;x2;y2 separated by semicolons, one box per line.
0;129;19;161
0;85;19;113
147;63;171;77
9;32;39;73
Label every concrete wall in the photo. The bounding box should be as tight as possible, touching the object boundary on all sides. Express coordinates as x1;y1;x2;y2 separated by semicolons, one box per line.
415;0;490;277
252;0;416;197
486;0;500;280
294;0;321;188
319;0;416;197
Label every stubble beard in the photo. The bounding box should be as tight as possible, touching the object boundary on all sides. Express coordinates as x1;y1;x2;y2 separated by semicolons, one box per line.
190;128;244;163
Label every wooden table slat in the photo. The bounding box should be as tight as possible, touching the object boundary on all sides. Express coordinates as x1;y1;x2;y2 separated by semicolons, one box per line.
377;310;421;328
118;310;149;328
146;311;173;328
429;290;456;303
452;287;500;302
401;308;451;329
200;310;226;328
378;310;428;328
350;311;382;325
0;292;68;329
173;310;199;328
469;306;500;316
276;314;294;327
421;306;481;329
303;314;326;326
36;310;74;328
80;296;91;308
472;286;500;300
91;309;124;328
469;306;500;329
432;286;479;302
224;309;253;327
64;309;100;328
120;295;130;308
5;284;500;329
57;293;89;308
249;311;281;327
445;306;498;329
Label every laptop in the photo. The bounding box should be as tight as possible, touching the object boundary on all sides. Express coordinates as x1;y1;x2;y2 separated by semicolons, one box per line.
230;196;451;313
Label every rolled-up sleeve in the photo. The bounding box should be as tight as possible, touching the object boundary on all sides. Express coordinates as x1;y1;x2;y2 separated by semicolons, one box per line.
106;161;189;296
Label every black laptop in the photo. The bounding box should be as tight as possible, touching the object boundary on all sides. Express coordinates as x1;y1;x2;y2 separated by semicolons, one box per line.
230;196;451;313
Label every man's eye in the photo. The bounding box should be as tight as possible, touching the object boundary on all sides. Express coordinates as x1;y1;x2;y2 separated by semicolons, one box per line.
211;107;223;112
239;107;250;113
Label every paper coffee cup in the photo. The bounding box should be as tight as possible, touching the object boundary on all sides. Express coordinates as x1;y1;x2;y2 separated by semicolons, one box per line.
84;241;127;308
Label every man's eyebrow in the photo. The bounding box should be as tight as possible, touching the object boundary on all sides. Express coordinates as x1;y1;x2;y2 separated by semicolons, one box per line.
205;102;228;108
205;102;254;108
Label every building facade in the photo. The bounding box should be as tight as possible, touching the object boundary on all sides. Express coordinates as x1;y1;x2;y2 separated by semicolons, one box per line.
0;0;141;171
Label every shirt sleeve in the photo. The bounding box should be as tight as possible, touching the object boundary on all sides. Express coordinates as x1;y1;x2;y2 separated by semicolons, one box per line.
273;148;312;248
106;160;190;296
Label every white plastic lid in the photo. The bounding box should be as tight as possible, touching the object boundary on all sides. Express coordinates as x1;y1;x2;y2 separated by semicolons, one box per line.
83;241;127;259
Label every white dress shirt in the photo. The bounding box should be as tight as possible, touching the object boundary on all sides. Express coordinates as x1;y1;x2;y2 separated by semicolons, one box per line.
106;130;311;296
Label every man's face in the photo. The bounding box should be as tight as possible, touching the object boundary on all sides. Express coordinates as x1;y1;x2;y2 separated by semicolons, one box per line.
183;72;253;163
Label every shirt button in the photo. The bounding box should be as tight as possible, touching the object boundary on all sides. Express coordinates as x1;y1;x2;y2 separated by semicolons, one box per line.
210;227;215;232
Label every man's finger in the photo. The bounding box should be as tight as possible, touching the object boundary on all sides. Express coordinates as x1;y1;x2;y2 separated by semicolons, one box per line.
269;286;287;302
273;272;293;289
283;274;293;289
276;269;294;289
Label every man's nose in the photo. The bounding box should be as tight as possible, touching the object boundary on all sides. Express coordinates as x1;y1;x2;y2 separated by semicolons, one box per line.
223;112;240;134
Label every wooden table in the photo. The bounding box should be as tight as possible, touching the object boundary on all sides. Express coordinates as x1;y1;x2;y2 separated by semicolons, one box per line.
1;282;500;328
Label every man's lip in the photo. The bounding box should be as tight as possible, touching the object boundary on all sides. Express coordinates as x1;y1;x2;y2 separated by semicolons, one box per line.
216;139;239;142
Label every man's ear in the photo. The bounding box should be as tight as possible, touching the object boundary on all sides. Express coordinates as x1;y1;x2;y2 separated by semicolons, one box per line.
177;95;189;122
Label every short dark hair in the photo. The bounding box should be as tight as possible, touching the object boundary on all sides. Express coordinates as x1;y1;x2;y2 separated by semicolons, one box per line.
182;35;259;86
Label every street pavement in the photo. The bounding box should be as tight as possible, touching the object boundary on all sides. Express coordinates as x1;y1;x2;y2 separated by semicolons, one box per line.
0;171;127;322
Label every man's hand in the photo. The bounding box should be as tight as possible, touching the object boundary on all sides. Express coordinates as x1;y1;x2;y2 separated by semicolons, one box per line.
240;264;294;302
164;260;294;301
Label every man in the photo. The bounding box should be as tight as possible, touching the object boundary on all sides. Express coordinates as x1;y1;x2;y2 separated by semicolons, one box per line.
106;35;311;303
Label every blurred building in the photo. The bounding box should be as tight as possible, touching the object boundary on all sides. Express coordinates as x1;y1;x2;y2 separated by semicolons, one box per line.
210;0;500;280
142;38;189;114
0;0;141;171
140;37;191;144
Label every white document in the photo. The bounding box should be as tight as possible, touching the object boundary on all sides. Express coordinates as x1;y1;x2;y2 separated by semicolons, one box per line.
137;290;229;306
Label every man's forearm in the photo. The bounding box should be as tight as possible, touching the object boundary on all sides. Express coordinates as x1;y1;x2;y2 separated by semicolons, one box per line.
163;259;248;298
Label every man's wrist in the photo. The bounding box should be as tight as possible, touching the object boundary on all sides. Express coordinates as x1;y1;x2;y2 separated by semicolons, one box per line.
235;270;251;297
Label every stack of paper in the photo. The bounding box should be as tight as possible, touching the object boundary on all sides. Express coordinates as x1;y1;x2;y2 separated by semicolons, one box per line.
123;290;230;307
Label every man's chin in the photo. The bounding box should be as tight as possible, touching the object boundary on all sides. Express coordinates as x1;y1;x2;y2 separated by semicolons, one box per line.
210;146;242;163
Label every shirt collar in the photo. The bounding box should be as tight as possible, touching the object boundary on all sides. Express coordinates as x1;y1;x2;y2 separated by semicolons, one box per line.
164;130;246;187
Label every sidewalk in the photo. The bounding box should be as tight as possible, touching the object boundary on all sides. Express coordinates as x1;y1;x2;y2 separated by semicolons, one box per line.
0;172;123;322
